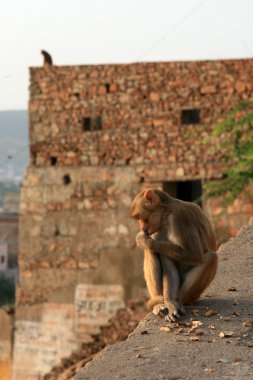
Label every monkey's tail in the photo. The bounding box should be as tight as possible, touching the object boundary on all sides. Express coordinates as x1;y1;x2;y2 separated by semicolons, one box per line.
146;296;164;310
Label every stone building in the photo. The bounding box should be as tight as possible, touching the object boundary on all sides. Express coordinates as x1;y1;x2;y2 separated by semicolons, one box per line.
13;58;253;379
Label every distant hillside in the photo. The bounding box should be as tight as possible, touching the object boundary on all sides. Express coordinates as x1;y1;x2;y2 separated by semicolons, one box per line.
0;110;28;139
0;110;29;182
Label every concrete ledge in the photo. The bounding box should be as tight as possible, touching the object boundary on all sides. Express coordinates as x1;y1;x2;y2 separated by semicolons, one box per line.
76;222;253;380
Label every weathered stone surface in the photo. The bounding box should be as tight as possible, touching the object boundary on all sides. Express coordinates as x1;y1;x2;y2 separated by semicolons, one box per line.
29;59;253;171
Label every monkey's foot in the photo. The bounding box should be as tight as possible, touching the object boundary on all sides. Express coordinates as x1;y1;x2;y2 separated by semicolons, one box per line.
152;304;168;317
165;302;185;323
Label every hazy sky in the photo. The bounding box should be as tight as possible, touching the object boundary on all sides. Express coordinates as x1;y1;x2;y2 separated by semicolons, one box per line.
0;0;252;111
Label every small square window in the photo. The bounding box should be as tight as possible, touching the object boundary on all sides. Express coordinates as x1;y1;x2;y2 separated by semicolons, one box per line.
105;84;110;93
181;109;200;125
82;116;102;132
83;117;92;131
50;157;58;166
63;174;71;185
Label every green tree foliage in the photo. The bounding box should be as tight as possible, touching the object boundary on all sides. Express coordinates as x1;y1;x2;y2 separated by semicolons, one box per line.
204;101;253;214
0;275;15;306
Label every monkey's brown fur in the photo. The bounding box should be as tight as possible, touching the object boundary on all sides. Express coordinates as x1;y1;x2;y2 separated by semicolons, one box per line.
130;188;218;321
41;50;53;66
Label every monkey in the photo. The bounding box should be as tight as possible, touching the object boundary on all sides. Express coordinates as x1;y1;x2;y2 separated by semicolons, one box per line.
41;50;53;66
144;228;185;322
130;188;218;322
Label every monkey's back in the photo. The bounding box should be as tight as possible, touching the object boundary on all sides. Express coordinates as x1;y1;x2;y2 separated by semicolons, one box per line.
170;198;217;253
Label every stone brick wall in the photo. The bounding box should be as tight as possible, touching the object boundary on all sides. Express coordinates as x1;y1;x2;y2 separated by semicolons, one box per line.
17;166;143;305
14;166;145;379
206;184;253;242
29;59;253;174
13;58;253;378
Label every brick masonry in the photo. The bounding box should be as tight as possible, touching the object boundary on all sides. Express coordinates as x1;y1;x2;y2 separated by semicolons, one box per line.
29;60;253;172
13;58;253;378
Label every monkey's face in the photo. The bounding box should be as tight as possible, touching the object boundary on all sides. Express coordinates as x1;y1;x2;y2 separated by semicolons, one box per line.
137;210;163;235
130;189;164;235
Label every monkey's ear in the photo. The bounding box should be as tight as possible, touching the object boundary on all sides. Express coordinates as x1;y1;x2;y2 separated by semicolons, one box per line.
144;189;160;208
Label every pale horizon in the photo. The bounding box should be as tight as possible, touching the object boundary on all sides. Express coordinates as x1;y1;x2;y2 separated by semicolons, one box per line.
1;0;253;111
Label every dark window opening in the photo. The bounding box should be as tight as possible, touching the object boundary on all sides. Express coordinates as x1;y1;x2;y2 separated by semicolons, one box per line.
63;174;71;185
83;117;92;131
82;116;102;132
181;109;200;125
54;228;60;236
50;157;58;166
139;176;145;184
163;180;202;206
0;256;5;264
105;83;110;93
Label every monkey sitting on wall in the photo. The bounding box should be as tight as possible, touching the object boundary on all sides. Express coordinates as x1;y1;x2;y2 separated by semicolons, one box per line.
41;49;53;66
130;188;218;322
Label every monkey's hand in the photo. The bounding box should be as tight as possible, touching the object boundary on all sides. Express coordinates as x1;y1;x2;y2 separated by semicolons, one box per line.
136;231;153;250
